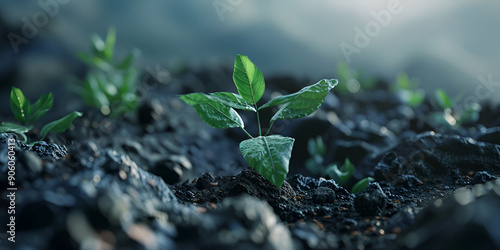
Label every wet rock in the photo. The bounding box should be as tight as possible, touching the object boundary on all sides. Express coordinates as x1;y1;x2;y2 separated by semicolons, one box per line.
475;126;500;145
2;148;191;249
354;183;388;217
18;150;43;178
397;180;500;249
151;155;192;185
312;187;336;204
121;140;143;155
32;140;68;159
195;172;216;190
182;194;296;250
397;175;423;189
291;221;338;249
287;174;352;200
137;99;165;126
69;140;101;169
471;171;498;184
374;132;500;186
0;134;68;160
225;168;297;208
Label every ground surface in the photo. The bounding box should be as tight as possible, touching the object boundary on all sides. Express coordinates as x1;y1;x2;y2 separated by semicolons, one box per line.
1;67;500;249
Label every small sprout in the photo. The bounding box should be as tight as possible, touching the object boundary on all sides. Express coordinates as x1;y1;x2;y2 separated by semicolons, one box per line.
305;136;327;175
431;88;482;127
435;88;452;110
77;26;141;117
392;73;425;108
327;158;355;184
180;55;337;188
351;177;374;194
305;136;373;194
336;62;375;94
0;87;82;144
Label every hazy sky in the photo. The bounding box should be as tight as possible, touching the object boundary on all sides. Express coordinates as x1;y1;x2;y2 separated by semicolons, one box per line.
2;0;499;102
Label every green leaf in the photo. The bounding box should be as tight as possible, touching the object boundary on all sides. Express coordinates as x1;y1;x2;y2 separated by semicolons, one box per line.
118;67;138;96
307;136;325;156
328;165;349;182
104;26;116;60
327;158;355;183
91;34;105;54
239;135;294;188
396;72;411;90
117;48;140;70
210;92;256;112
435;89;452;109
40;111;83;140
232;55;265;104
28;93;53;123
84;74;110;108
259;79;338;122
180;93;244;129
351;177;374;194
10;87;30;124
0;122;32;134
95;73;118;99
407;89;425;107
458;102;481;124
0;122;31;142
341;158;355;180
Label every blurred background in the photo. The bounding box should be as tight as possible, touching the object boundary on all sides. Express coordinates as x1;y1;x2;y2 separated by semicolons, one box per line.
1;0;499;114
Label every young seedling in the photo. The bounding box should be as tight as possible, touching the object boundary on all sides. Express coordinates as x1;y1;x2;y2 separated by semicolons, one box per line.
336;62;375;94
305;136;327;175
432;88;481;127
77;26;141;117
306;136;373;193
392;72;425;108
180;55;338;188
0;87;82;144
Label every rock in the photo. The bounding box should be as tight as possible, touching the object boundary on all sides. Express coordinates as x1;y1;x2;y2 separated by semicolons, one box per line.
195;172;216;190
4;148;191;249
287;174;352;201
471;171;498;184
32;140;68;159
475;126;500;145
396;179;500;249
374;132;500;186
137;99;165;126
290;221;339;249
121;140;143;155
312;187;336;204
354;183;388;217
151;155;192;185
183;194;296;250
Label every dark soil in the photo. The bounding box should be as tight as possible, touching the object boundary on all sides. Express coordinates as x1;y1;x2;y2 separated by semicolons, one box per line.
1;66;500;249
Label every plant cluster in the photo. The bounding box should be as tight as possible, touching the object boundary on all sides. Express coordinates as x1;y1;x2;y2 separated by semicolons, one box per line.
432;88;481;127
391;72;425;108
77;27;141;117
336;62;375;94
0;87;82;144
305;136;373;193
180;55;337;188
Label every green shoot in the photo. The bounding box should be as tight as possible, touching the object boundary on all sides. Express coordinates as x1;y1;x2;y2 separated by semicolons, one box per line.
0;87;82;144
180;55;338;188
77;26;141;117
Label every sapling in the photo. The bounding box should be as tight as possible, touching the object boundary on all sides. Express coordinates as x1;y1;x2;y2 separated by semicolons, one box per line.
391;72;425;108
180;55;338;188
432;88;481;127
0;87;82;144
77;26;141;117
306;136;373;193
